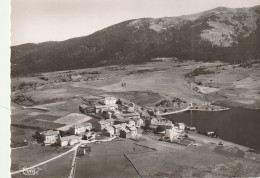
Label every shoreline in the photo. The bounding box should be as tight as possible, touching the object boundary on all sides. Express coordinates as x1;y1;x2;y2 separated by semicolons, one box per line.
189;108;229;112
158;106;190;116
158;105;230;116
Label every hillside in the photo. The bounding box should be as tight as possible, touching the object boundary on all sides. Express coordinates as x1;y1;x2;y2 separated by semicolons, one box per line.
11;5;260;76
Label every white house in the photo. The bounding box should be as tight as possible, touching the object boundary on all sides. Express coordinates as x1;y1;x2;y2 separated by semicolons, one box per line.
113;124;126;135
96;119;115;131
133;118;144;128
165;128;180;140
126;120;136;127
70;123;92;135
121;112;140;120
103;126;114;137
100;97;117;105
178;123;186;130
40;130;60;145
128;126;137;137
94;105;118;114
149;118;173;128
58;135;81;147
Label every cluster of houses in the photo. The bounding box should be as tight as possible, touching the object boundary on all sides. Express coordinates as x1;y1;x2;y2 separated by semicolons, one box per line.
39;96;145;147
80;96;144;136
149;117;173;129
163;123;186;142
93;97;144;138
148;117;192;142
38;96;195;147
39;121;93;147
98;118;140;138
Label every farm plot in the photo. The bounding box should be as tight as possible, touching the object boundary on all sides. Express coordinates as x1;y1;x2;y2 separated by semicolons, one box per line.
75;139;151;177
11;145;70;172
11;126;36;148
16;116;65;130
55;113;94;131
11;151;74;178
23;114;60;122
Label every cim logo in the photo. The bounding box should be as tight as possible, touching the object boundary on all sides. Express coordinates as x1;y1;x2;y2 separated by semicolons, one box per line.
22;166;41;176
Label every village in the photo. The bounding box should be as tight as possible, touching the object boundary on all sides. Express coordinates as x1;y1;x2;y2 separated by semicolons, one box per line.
37;96;196;151
10;61;260;177
10;60;260;177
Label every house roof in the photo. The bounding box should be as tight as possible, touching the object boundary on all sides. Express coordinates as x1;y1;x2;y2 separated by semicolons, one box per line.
41;130;59;136
60;135;81;142
128;127;137;131
55;113;93;131
113;124;125;129
132;117;143;121
102;97;117;101
98;118;115;125
95;105;108;109
104;126;114;131
121;128;130;133
121;112;140;117
106;118;115;122
98;120;108;125
71;122;92;129
102;110;113;114
79;104;88;109
114;114;125;120
151;117;158;121
85;132;94;137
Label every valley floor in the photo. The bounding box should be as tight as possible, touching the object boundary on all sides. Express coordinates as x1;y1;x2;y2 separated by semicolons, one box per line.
11;60;260;109
10;60;260;177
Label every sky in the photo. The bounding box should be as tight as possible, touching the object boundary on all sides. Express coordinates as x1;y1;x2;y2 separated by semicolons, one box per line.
11;0;260;46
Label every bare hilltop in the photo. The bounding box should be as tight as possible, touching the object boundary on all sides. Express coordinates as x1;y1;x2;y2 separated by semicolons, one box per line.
11;5;260;76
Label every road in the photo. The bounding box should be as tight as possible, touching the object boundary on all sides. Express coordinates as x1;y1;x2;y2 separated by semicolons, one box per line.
11;136;116;175
11;143;79;175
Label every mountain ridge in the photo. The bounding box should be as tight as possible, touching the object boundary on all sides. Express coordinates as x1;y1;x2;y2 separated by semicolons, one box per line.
11;5;260;76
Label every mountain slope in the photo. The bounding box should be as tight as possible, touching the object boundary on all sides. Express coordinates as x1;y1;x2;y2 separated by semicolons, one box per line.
11;5;260;76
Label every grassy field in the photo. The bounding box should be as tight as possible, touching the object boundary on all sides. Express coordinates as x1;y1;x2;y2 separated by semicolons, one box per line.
34;151;74;178
11;61;260;111
193;63;260;108
11;126;36;148
11;151;74;178
73;133;260;177
15;118;65;130
11;145;69;172
75;139;151;177
24;114;60;121
125;134;260;177
107;91;163;106
10;129;260;177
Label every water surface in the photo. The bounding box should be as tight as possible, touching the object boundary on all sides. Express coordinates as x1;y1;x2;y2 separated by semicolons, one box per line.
165;107;260;150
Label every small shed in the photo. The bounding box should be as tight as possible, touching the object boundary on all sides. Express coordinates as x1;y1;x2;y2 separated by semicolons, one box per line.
77;146;91;156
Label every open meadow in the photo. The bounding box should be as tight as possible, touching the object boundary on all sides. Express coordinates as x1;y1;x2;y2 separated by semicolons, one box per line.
11;61;260;112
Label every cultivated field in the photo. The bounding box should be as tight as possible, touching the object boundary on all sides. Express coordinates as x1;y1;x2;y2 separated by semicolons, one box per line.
11;145;70;172
11;60;260;112
12;151;75;178
75;139;150;177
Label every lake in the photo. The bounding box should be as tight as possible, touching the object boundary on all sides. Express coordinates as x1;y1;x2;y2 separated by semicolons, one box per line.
164;106;260;150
